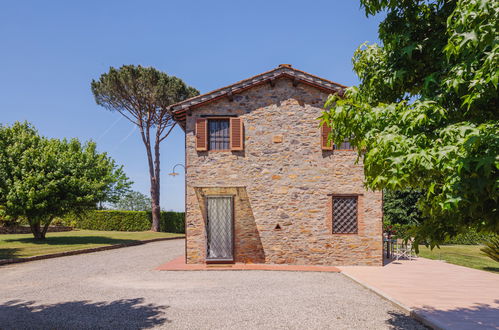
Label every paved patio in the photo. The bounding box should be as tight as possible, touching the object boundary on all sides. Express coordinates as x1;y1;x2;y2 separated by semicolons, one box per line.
157;256;341;272
339;257;499;330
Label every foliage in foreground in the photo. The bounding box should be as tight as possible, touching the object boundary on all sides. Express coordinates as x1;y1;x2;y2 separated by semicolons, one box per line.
0;122;132;239
60;210;185;234
481;236;499;263
91;65;198;231
320;0;498;247
383;189;424;226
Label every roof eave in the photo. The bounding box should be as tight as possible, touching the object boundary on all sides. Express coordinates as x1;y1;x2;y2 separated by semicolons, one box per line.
171;66;347;130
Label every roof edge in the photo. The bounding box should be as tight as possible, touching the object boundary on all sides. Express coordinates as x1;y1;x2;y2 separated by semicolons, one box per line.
171;65;347;129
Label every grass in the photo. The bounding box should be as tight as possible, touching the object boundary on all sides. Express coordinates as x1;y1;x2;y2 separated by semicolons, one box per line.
418;244;499;274
0;230;184;260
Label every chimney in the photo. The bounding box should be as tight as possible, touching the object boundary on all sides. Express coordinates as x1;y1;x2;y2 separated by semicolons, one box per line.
278;64;292;68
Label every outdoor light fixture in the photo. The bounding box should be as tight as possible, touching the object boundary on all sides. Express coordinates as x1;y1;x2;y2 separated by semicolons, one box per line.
169;163;186;177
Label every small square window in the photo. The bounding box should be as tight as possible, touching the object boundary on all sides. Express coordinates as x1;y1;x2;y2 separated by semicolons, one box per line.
332;196;358;234
208;119;230;150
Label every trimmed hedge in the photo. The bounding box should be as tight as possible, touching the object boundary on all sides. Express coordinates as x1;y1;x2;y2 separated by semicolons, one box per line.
160;212;185;233
60;210;184;233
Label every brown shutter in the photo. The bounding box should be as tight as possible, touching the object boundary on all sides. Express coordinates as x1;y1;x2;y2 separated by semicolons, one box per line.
321;123;333;150
195;118;208;151
230;117;244;151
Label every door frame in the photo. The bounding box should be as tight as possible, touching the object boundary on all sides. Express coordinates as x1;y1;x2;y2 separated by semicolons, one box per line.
204;195;235;264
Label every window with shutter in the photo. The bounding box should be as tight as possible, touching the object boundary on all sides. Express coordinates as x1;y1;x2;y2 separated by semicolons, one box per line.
230;117;243;151
195;118;208;151
208;119;230;150
321;123;333;150
334;139;353;150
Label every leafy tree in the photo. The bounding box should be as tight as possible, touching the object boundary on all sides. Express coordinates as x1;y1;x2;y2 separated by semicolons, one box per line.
320;0;498;247
91;65;198;231
383;189;424;226
0;122;132;239
113;191;152;211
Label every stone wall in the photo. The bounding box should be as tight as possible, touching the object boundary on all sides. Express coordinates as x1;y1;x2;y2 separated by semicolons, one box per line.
185;77;383;266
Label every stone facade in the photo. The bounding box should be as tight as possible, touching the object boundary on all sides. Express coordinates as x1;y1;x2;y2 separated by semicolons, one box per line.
184;77;383;266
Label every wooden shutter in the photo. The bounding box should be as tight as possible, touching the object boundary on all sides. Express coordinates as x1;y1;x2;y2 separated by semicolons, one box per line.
321;123;333;150
196;118;208;151
230;117;244;151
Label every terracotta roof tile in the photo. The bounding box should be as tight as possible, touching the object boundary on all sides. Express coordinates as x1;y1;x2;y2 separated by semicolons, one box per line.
171;65;346;129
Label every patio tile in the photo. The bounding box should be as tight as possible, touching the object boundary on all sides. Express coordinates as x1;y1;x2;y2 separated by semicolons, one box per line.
339;257;499;330
157;256;341;272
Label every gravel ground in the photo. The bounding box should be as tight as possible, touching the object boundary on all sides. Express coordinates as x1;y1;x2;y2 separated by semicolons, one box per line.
0;239;425;329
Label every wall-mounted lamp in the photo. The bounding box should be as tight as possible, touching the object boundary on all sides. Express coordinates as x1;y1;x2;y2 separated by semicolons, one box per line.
169;163;186;177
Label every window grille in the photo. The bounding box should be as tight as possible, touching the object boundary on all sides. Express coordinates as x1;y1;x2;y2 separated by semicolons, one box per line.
332;196;358;234
208;119;230;150
206;196;233;260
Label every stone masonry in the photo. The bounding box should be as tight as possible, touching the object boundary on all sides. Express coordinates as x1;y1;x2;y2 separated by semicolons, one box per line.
184;77;383;266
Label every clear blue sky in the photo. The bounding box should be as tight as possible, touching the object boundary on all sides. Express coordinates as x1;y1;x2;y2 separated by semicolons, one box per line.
0;1;382;211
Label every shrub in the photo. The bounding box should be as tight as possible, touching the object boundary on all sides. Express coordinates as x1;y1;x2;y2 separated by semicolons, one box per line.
160;212;185;233
444;229;496;245
0;217;17;227
60;210;184;233
481;237;499;262
383;221;495;245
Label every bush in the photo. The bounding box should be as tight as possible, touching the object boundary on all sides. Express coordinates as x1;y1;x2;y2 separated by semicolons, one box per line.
383;220;496;245
444;229;496;245
60;210;184;233
160;212;185;233
481;236;499;262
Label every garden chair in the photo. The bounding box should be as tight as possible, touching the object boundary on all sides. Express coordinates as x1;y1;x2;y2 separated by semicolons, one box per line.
395;238;416;260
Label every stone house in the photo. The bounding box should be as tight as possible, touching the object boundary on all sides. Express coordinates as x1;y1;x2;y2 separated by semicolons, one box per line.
171;65;383;266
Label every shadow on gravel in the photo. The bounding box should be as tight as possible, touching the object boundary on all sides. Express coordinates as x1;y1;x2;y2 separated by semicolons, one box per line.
385;311;428;329
3;236;140;246
0;298;169;329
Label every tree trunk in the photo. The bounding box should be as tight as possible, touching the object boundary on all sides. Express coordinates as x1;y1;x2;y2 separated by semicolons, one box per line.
29;219;52;239
150;139;161;232
42;222;50;237
139;122;165;232
151;183;161;231
30;222;42;239
30;222;45;239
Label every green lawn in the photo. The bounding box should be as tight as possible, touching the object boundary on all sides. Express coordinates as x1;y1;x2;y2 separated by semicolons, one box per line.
418;244;499;274
0;230;184;260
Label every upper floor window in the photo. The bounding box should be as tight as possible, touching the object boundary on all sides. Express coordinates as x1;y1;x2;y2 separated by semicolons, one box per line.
195;117;244;152
321;125;354;151
334;140;353;150
208;119;230;150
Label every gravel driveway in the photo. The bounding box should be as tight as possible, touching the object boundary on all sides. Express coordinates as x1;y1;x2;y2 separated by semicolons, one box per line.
0;239;425;329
